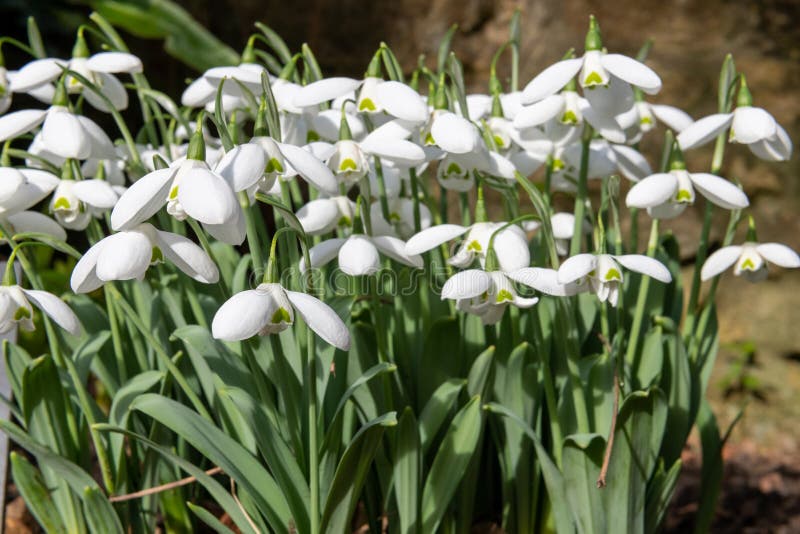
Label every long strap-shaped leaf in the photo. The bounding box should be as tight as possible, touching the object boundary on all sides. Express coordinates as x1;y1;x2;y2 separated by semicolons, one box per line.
130;393;293;533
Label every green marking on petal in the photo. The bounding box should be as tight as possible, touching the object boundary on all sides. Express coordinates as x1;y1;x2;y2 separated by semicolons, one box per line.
676;189;692;202
640;116;653;125
13;306;31;321
168;185;179;200
584;71;604;86
467;240;482;252
552;159;565;171
150;246;164;264
337;215;351;227
389;212;401;222
604;268;621;281
493;135;506;148
496;289;514;303
339;158;358;172
266;157;284;174
740;258;756;270
358;98;377;111
271;307;291;324
561;110;579;124
53;197;71;210
425;132;436;146
306;130;320;143
446;162;462;175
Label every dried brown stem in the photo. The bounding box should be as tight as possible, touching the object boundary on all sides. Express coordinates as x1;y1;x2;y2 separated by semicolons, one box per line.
597;333;620;489
109;467;223;502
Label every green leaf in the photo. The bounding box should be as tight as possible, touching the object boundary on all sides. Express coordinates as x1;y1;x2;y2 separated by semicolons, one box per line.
254;22;293;64
26;16;46;58
95;424;257;534
437;24;458;74
718;54;737;113
635;327;664;390
89;0;239;71
394;407;421;534
9;452;66;533
321;412;396;534
466;346;494;398
131;394;293;533
12;232;81;258
301;43;323;82
419;378;464;452
644;460;682;533
188;502;237;534
83;487;124;534
562;433;606;534
446;52;469;121
421;395;483;533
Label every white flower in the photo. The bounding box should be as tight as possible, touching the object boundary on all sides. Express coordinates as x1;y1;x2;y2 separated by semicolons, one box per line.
677;106;791;161
0;285;80;336
301;234;423;275
355;78;429;123
615;101;693;140
11;53;142;112
296;196;356;235
626;169;748;219
441;269;539;325
181;63;266;109
0;167;60;217
406;222;530;272
523;212;585;256
327;139;371;185
110;157;244;244
557;253;672;306
70;223;219;293
0;68;11;114
701;242;800;283
50;179;118;230
424;110;482;155
369;197;432;239
211;282;350;349
293;77;362;108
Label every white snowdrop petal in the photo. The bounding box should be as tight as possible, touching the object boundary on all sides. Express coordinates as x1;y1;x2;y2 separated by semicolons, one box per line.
507;267;582;297
374;81;428;123
111;168;174;230
0;109;47;142
9;58;65;92
601;54;662;94
286;290;351;350
71;240;105;293
296;198;341;235
731;106;777;144
441;269;492;300
72;179;118;209
277;142;339;195
405;224;469;255
22;289;81;335
580;99;626;144
650;104;693;133
361;137;425;166
202;209;247;246
155;229;219;283
550;213;576;240
689;173;748;210
80;72;128;112
557;254;596;284
176;167;238;225
0;168;25;203
430;112;480;154
215;143;267;192
520;58;583;104
677;113;733;151
616;255;672;283
95;230;152;281
6;211;66;241
181;77;216;107
609;144;652;182
493;227;531;272
464;94;492;121
365;118;418;141
86;52;143;73
212;289;272;341
293;77;362;107
301;238;347;272
756;243;800;269
748;125;792;162
75;116;117;160
371;235;423;268
483;152;517;180
510;150;546;176
625;173;678;208
513;94;564;129
700;246;743;280
42;111;91;159
338;235;381;276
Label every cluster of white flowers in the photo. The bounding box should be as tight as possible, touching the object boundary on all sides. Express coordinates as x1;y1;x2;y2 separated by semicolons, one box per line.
0;15;797;345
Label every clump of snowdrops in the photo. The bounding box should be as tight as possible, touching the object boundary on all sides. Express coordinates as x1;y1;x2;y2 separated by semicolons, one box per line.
0;10;796;534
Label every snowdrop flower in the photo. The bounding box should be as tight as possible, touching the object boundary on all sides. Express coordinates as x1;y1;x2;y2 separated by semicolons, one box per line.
211;282;350;349
615;100;693;140
626;163;748;220
701;242;800;283
441;269;539;325
521;17;661;109
296;196;356;235
111;131;261;245
557;253;672;306
423;110;482;156
0;167;60;216
0;67;11;114
0;285;80;336
70;223;219;293
181;62;266;109
677;77;791;161
49;179;118;230
406;222;530;272
523;212;585;256
301;234;423;275
356;77;429;124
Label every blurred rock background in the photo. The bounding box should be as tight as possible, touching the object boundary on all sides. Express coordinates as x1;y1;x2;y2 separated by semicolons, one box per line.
1;0;799;527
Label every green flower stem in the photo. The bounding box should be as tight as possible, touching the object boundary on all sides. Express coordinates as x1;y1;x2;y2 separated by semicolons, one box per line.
409;167;422;233
373;157;391;223
305;324;320;534
515;172;559;269
105;292;128;384
531;308;562;465
185;218;230;297
625;219;660;366
556;300;590;433
239;192;265;274
569;131;593;256
107;284;212;422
